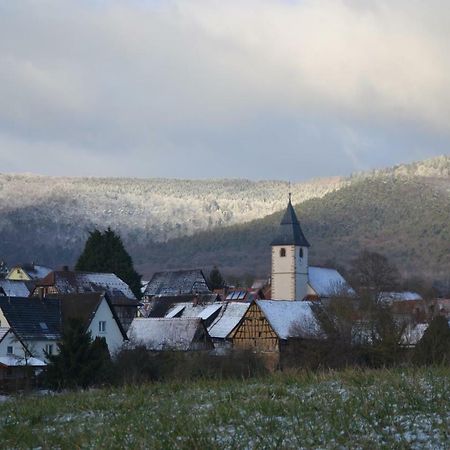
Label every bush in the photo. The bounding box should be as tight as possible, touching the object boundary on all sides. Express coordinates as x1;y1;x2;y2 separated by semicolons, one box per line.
112;348;267;385
413;316;450;366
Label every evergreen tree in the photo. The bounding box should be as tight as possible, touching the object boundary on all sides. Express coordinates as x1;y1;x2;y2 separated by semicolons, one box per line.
208;266;225;290
45;319;112;389
76;228;142;299
413;316;450;366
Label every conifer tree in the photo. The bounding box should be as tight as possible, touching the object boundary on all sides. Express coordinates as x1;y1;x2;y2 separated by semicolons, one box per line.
76;228;142;299
413;316;450;365
208;266;225;290
45;319;112;389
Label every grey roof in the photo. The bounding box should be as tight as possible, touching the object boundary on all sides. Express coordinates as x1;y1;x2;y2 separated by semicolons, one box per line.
270;200;310;247
0;297;61;341
144;269;211;297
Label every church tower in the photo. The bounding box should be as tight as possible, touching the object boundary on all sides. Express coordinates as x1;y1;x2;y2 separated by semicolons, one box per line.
271;195;310;300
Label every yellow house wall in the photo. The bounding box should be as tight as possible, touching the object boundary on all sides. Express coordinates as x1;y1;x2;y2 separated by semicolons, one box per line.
6;268;31;281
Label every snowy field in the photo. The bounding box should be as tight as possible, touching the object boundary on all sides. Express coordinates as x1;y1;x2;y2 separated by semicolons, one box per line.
0;368;448;449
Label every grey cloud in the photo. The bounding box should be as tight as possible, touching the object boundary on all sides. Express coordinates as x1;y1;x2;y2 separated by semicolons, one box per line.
0;0;449;179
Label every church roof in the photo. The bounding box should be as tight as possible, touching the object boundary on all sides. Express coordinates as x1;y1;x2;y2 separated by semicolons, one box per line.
270;199;310;247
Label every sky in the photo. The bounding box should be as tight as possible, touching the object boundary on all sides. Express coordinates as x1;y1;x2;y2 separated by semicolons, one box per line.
0;0;449;181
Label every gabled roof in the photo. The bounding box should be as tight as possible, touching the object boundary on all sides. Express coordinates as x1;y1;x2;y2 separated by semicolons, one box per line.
46;292;128;341
144;269;210;297
208;302;251;339
270;199;310;247
35;270;137;302
0;297;61;341
128;317;212;351
308;266;354;298
0;279;33;297
256;300;323;340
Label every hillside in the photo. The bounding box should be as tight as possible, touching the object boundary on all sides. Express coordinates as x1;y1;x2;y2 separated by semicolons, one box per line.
139;172;450;287
0;155;448;285
0;174;344;266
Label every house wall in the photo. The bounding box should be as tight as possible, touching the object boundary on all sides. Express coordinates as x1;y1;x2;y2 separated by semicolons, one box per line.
0;331;28;358
6;268;31;281
0;310;10;328
87;298;125;355
27;339;60;361
230;303;279;352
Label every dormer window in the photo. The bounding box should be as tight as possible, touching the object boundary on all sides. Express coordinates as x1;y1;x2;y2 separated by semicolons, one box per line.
299;248;303;258
280;248;286;257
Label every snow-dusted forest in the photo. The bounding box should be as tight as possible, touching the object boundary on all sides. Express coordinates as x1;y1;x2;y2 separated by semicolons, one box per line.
0;155;448;268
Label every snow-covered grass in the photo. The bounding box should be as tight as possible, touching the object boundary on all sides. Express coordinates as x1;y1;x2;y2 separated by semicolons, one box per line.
0;367;448;449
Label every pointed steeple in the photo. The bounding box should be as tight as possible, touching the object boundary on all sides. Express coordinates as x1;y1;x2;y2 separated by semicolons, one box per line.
270;197;310;247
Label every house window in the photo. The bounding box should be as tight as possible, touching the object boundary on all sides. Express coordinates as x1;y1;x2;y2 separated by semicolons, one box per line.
99;321;106;333
7;346;13;355
280;248;286;257
45;344;53;355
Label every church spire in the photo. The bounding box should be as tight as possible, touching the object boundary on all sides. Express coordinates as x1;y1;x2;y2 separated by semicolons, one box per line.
270;195;310;247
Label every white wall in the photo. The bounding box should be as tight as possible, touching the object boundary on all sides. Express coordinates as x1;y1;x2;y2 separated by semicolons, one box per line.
0;330;27;358
87;297;125;355
272;245;309;300
272;246;295;300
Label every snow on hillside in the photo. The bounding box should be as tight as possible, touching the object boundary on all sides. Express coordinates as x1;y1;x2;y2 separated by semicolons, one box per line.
0;175;345;243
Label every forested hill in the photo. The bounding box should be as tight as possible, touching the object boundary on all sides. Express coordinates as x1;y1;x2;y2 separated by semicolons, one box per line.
0;155;449;286
138;174;450;288
0;174;344;266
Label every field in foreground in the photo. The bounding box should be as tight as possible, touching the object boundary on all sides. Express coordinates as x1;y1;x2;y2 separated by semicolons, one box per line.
0;368;449;449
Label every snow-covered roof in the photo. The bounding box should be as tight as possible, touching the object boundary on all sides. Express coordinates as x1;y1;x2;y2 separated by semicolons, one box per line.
208;302;250;339
0;279;32;297
128;317;208;351
256;300;323;340
0;356;46;367
144;269;210;297
308;266;353;298
36;271;136;301
164;302;222;320
379;291;423;303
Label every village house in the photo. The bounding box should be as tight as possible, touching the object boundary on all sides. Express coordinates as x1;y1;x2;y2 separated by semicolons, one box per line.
127;317;213;351
229;300;323;368
6;263;53;282
0;293;128;361
0;297;61;362
0;327;46;389
47;292;128;355
31;269;140;331
163;301;251;349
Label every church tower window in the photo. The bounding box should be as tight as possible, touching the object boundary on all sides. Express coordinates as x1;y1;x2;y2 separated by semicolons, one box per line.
280;248;286;257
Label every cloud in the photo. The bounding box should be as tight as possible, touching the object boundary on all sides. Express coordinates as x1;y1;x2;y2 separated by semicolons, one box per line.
0;0;449;178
